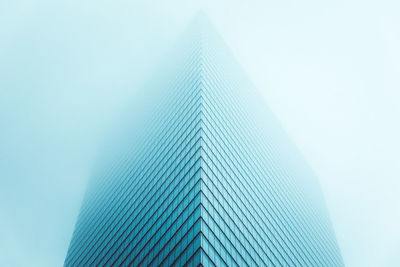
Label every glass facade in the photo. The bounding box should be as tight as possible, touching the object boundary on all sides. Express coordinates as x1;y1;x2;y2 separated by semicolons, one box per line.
64;17;343;266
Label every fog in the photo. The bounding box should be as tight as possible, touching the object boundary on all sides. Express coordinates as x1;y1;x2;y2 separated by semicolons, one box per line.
1;1;399;266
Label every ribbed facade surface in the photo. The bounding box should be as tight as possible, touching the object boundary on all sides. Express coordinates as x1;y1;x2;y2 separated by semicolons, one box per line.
64;17;343;267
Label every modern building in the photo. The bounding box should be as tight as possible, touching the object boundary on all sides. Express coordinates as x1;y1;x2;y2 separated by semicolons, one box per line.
64;15;343;266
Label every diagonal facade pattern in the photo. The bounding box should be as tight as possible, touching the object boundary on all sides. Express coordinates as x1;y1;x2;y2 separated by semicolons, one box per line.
64;16;343;266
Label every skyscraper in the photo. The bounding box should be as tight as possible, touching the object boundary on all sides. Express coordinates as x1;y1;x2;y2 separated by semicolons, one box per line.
64;15;343;266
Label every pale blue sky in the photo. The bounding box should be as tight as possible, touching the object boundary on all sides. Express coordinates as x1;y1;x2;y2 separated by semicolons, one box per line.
1;1;399;266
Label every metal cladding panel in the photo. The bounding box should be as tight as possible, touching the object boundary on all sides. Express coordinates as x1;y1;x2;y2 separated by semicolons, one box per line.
64;15;343;267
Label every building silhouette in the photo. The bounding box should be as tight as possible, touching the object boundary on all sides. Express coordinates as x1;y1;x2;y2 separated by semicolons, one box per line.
64;15;343;266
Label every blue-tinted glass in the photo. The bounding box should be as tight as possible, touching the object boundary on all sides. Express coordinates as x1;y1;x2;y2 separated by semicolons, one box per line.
64;16;343;267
